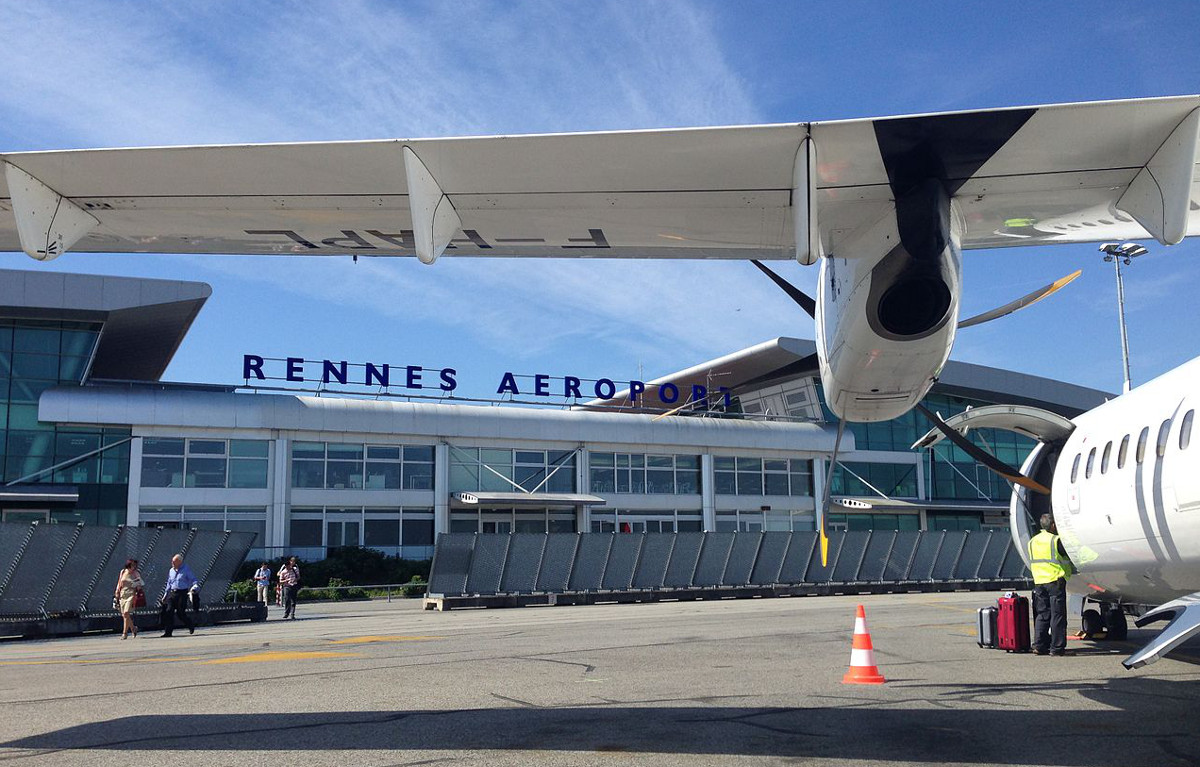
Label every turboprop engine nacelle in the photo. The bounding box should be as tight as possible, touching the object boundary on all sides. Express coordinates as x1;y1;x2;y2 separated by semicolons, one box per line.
817;178;962;423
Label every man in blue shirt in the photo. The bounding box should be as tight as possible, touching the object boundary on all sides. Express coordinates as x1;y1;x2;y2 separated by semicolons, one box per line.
161;554;197;637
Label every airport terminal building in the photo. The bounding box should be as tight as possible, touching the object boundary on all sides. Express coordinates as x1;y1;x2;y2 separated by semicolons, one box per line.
0;269;1110;561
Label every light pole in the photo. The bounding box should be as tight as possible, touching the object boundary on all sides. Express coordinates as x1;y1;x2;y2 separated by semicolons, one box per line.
1099;242;1149;393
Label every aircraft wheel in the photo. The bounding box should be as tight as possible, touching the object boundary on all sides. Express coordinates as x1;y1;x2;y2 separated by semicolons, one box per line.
1104;608;1128;640
1081;609;1104;636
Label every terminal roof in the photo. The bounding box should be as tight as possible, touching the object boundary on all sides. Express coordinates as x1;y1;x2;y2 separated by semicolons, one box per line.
0;269;210;381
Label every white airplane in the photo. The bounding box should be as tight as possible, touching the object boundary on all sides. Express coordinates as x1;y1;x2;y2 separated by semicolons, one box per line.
1;95;1198;426
914;357;1199;668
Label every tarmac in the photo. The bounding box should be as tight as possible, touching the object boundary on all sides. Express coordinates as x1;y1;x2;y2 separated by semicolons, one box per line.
0;590;1198;767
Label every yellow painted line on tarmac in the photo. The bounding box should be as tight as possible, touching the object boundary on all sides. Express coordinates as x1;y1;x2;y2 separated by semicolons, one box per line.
0;655;203;667
328;635;443;645
203;650;362;664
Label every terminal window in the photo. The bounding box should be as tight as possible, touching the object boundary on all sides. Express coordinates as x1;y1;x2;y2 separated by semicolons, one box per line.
291;442;434;490
713;457;812;497
589;453;700;495
141;437;268;489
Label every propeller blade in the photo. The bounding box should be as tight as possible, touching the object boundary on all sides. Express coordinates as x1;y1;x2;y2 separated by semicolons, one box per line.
751;260;816;318
915;404;1051;495
819;419;846;566
958;269;1082;329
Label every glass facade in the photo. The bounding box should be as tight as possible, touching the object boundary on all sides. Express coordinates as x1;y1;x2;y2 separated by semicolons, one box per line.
816;384;1037;508
142;438;270;488
0;319;129;526
288;505;435;559
449;447;575;493
589;452;700;495
291;442;434;490
713;456;812;496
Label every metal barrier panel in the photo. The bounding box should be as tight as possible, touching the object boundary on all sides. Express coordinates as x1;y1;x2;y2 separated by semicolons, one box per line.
977;530;1013;579
0;522;31;594
183;531;227;588
500;534;547;594
722;532;761;586
749;532;790;586
85;527;160;613
466;534;511;595
568;534;612;592
428;534;476;596
803;531;845;583
140;528;196;601
882;531;920;582
931;531;968;580
632;533;674;589
202;532;256;603
535;534;578;592
832;531;871;582
779;531;817;584
953;531;992;580
998;539;1030;579
693;532;735;587
906;531;945;581
663;532;703;588
43;526;121;614
0;524;78;616
602;534;643;591
857;530;897;582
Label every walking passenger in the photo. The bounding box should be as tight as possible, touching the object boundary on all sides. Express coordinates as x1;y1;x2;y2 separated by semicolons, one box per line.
160;554;197;637
114;558;144;640
254;562;271;605
278;557;300;620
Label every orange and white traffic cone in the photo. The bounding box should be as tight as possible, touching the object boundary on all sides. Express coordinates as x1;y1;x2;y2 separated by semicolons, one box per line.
842;604;886;685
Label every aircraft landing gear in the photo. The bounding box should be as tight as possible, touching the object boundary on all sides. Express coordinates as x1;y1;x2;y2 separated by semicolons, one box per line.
1104;607;1128;641
1081;609;1105;637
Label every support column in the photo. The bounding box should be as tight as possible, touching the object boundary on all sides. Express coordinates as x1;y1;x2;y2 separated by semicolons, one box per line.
270;437;289;552
701;453;715;532
577;447;589;532
434;442;450;536
125;437;143;527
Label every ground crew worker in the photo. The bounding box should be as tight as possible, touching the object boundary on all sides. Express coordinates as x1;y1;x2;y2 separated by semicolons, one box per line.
1028;513;1073;656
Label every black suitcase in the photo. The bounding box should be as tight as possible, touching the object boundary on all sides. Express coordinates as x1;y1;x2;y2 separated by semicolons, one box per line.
977;605;998;648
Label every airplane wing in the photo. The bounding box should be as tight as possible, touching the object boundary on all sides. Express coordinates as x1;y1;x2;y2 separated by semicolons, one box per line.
1;95;1197;263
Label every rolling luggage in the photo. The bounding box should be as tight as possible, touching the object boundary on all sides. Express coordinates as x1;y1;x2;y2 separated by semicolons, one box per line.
977;605;998;648
997;592;1031;653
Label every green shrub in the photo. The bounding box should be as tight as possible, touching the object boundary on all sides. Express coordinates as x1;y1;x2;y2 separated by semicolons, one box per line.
228;579;256;602
231;548;432;602
402;574;427;598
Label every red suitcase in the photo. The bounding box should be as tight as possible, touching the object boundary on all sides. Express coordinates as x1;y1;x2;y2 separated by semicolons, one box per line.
997;593;1031;653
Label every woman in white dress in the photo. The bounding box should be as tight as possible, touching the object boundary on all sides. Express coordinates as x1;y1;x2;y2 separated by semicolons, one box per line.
114;558;144;639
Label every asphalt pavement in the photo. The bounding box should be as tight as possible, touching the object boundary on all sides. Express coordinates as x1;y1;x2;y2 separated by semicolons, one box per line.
1;591;1198;766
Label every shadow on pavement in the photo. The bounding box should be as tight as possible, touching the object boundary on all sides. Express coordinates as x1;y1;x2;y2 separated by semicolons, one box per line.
4;676;1198;765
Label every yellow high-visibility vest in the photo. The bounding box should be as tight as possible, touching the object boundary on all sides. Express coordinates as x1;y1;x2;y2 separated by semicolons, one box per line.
1028;531;1069;584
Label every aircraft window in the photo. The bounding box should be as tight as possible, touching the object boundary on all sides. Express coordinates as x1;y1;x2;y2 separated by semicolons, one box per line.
1101;441;1112;474
1118;435;1129;469
1085;447;1096;479
1070;453;1081;483
1136;427;1149;464
1181;410;1194;451
1156;419;1171;458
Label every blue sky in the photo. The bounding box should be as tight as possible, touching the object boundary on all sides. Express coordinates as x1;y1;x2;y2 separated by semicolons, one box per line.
0;1;1198;398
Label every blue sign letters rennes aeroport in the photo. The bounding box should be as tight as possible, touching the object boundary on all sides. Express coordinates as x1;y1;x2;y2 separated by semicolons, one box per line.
241;355;731;407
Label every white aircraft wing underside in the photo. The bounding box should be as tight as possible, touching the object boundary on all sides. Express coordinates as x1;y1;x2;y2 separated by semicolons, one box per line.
0;95;1197;261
